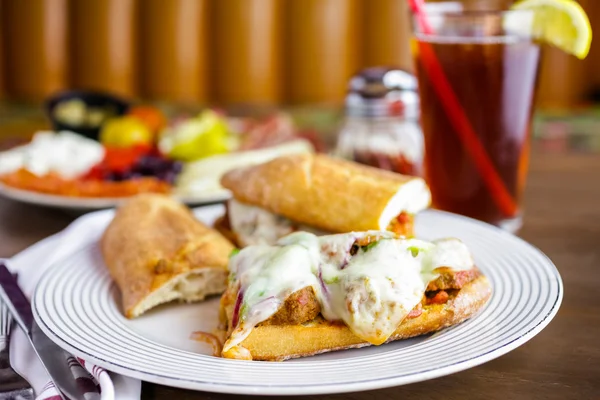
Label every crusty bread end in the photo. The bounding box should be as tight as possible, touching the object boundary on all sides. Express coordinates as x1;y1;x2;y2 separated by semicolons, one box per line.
101;194;234;318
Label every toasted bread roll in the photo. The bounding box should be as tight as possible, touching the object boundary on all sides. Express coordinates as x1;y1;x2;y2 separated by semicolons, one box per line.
220;154;430;234
222;275;492;361
101;194;234;318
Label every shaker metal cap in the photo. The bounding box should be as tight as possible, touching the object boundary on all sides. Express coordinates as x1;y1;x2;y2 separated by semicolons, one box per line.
345;67;420;118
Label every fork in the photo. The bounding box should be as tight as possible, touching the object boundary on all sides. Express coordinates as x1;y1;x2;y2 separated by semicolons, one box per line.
0;297;34;400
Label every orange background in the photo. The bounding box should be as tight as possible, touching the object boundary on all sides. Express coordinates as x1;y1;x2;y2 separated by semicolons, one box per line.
0;0;597;110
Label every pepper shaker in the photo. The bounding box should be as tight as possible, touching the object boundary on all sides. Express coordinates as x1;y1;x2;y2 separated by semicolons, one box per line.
334;67;424;177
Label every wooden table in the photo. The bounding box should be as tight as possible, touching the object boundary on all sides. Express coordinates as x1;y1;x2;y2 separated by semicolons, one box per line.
1;145;599;399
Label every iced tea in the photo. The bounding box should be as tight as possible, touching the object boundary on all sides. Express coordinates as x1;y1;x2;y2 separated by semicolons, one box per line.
414;17;540;229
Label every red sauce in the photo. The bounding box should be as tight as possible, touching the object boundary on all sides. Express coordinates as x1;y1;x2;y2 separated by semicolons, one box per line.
426;290;449;305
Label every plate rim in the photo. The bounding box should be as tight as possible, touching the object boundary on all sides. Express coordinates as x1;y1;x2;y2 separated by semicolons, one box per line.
0;182;230;210
30;209;564;395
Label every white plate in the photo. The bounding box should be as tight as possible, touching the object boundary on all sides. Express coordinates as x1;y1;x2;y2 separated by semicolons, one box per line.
0;182;229;211
31;206;562;396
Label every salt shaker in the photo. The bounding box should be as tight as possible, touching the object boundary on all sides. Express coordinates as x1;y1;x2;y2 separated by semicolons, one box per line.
334;67;424;177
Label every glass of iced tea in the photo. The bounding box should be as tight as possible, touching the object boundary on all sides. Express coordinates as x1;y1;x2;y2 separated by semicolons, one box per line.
411;2;541;232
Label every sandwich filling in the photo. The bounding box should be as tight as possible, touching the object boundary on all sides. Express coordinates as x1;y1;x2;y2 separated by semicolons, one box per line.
225;199;327;246
224;193;426;247
222;231;475;352
377;178;430;232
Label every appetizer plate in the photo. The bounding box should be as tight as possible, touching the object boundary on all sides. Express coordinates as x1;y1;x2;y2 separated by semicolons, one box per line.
31;206;562;396
0;182;230;211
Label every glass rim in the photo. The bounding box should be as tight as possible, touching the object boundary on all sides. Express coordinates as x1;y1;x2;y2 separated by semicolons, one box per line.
415;2;535;18
410;2;538;40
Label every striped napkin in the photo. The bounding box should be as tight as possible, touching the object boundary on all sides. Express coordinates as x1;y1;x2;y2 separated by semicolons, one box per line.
33;356;111;400
8;210;141;400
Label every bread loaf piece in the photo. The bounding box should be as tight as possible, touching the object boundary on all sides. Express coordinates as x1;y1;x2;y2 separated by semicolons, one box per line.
101;194;234;318
221;154;430;234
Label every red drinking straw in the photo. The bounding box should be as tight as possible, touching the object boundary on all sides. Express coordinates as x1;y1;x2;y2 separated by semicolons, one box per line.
409;0;517;217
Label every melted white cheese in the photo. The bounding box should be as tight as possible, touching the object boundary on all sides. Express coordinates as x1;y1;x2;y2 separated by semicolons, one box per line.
319;237;433;344
428;238;475;271
226;233;321;349
0;131;105;179
223;231;475;351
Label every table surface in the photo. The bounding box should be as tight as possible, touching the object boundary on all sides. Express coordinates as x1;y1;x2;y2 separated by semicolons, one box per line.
1;144;599;400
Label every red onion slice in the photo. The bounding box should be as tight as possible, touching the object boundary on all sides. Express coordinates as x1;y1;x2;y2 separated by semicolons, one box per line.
231;289;244;328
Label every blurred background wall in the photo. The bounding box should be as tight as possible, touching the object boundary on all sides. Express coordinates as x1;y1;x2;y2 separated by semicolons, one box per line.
0;0;597;110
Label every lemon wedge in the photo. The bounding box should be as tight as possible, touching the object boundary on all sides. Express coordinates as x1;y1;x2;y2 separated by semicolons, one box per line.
508;0;592;59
